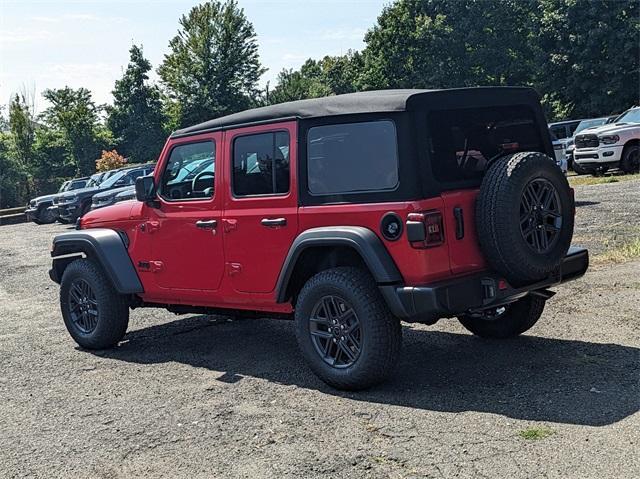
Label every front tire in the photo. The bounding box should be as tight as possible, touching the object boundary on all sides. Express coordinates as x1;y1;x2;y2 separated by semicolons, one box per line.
60;259;130;349
621;143;640;174
38;205;56;224
457;295;545;339
295;267;401;390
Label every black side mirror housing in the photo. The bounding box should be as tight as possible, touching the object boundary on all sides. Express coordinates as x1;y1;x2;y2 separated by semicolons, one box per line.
135;175;157;205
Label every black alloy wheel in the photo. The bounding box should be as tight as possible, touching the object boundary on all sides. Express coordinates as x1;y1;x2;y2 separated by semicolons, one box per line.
519;178;562;254
68;278;99;334
309;295;362;368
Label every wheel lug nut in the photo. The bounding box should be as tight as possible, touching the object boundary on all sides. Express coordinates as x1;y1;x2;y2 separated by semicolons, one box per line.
333;338;337;343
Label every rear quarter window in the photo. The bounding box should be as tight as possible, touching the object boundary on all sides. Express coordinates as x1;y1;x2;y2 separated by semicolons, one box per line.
307;120;398;195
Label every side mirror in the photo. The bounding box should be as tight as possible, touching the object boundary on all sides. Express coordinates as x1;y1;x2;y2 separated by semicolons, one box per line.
135;175;157;204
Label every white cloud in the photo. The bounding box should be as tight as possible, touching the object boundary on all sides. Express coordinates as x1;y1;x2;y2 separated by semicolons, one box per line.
319;27;366;41
0;29;52;44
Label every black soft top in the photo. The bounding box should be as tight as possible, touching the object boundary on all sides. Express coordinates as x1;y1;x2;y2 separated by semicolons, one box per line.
171;87;538;138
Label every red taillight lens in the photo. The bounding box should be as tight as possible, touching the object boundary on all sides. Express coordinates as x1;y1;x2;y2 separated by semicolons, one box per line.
407;210;445;248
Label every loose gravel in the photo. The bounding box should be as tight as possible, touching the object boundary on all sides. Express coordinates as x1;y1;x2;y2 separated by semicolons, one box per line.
1;180;639;478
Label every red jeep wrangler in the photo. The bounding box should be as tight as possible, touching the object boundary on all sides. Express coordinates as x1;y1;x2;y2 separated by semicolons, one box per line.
50;88;588;390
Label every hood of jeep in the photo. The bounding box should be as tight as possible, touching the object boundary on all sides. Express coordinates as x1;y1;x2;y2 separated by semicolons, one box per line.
81;200;143;228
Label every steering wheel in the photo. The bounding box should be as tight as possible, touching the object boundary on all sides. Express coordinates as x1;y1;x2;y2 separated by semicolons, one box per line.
191;171;214;194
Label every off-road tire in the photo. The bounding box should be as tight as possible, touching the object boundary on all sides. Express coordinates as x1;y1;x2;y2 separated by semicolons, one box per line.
295;267;401;391
620;143;640;174
476;151;574;285
572;161;592;176
37;205;56;224
458;295;546;339
60;259;129;349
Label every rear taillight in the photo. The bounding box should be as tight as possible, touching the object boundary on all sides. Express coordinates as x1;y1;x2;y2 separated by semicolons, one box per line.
406;210;445;248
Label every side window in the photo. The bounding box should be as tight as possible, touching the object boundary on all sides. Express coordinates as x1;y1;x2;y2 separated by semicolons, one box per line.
233;131;290;197
159;141;215;201
125;168;147;185
307;120;398;195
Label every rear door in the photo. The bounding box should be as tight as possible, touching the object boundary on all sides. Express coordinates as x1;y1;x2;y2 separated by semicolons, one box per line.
222;122;298;294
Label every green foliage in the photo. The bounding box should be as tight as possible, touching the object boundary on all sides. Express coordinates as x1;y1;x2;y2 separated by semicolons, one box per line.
107;45;167;163
268;52;363;105
8;94;36;171
158;0;265;127
537;0;640;119
41;87;112;176
358;0;539;90
0;132;30;208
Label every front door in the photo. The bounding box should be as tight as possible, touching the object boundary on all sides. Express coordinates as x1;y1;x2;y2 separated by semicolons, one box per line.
149;134;224;291
222;122;298;294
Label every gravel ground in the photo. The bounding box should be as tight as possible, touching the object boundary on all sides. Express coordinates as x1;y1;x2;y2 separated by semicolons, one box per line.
1;180;639;478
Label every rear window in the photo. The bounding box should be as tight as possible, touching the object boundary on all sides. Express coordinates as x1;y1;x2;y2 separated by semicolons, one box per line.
307;120;398;195
427;106;542;183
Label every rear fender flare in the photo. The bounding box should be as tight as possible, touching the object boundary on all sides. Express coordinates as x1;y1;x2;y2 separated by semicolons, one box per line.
50;228;143;294
275;226;402;303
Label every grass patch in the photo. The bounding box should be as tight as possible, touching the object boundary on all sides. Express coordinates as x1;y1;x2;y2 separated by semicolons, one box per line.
569;173;640;187
519;426;555;440
596;238;640;264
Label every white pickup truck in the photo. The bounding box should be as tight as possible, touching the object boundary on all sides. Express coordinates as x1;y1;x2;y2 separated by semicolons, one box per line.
573;107;640;175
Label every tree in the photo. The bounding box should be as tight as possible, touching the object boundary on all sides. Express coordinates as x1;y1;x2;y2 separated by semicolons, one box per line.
269;52;363;105
40;87;111;176
8;93;36;173
158;0;266;127
537;0;640;120
359;0;538;91
107;45;167;163
96;149;127;172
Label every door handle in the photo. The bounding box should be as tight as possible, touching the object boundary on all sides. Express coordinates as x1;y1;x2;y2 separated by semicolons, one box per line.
260;217;287;227
196;219;217;229
453;207;464;240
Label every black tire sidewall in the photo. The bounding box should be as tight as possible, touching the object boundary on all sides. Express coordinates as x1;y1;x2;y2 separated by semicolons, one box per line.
622;144;640;174
60;259;128;349
477;152;574;284
295;268;401;390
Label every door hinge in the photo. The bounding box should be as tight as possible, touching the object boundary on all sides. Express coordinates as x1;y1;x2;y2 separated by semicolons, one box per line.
226;262;242;276
140;221;160;233
222;218;238;233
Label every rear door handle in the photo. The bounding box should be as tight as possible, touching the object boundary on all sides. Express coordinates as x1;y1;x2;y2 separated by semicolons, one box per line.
261;217;287;227
196;219;217;229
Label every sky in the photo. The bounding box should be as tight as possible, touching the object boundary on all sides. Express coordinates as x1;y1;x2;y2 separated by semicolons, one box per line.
0;0;388;113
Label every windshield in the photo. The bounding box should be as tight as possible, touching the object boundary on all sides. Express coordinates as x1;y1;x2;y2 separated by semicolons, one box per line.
574;118;607;135
69;180;88;190
100;169;129;188
614;108;640;124
86;174;102;187
58;181;70;193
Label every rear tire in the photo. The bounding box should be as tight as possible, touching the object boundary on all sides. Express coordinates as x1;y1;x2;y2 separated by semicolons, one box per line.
295;267;401;390
60;259;129;349
620;143;640;174
458;295;546;339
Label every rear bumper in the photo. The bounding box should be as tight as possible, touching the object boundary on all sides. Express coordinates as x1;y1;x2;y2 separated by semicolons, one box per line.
381;247;589;321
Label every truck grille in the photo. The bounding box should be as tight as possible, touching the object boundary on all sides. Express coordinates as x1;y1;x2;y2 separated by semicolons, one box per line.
575;134;599;149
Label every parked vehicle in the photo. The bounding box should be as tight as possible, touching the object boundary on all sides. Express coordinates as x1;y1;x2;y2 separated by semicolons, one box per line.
549;119;582;140
49;88;588;390
91;166;155;211
57;164;155;223
25;177;88;224
564;117;609;170
573;106;640;175
549;130;568;173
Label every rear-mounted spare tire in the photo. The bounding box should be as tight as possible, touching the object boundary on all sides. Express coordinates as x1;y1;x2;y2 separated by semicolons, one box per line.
476;151;574;285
